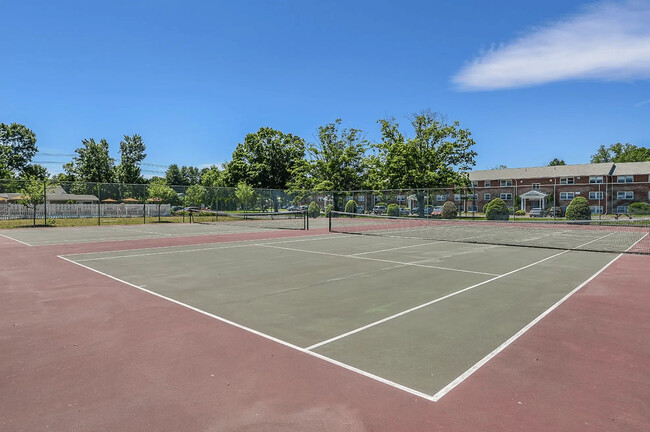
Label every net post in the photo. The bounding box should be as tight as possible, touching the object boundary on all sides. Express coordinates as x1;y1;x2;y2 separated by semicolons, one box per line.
143;201;146;224
305;211;308;230
328;209;332;232
97;184;101;226
43;180;47;226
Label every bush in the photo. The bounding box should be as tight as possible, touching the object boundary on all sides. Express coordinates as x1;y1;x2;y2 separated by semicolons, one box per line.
482;203;489;213
387;203;399;216
344;200;357;214
565;196;591;220
308;201;320;219
441;201;457;219
324;204;334;217
485;198;510;221
375;201;387;207
628;202;650;215
515;209;526;216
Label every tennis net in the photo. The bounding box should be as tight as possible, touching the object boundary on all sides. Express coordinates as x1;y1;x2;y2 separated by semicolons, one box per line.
190;209;308;230
329;211;650;254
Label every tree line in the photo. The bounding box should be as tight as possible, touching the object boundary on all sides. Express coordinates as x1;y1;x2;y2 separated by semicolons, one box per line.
2;117;649;195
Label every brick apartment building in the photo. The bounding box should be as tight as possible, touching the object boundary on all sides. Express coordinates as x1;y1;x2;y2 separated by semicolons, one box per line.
468;161;650;215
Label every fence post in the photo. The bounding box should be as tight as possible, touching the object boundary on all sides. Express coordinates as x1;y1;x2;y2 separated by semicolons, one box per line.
43;180;47;226
97;184;101;226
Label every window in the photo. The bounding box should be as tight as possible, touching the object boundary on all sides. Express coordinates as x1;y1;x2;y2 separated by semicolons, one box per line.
467;205;478;212
589;191;604;200
357;196;365;202
346;196;353;202
484;181;491;187
500;193;512;200
454;194;461;201
617;191;633;200
590;206;603;214
617;205;628;214
436;194;447;201
471;181;478;187
396;195;405;202
560;177;574;185
318;196;324;202
560;192;575;200
484;193;491;200
532;183;540;190
617;176;634;183
500;180;512;187
589;176;603;184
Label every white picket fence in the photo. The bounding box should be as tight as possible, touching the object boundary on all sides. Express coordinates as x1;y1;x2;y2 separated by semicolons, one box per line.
0;203;171;220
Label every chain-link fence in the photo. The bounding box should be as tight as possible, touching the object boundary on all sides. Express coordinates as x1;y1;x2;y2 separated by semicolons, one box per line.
1;178;649;227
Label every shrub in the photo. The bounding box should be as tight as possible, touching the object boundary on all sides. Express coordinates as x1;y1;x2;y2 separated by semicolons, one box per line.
344;200;357;214
324;204;334;217
628;202;650;215
485;198;510;221
482;203;489;213
515;209;526;216
565;196;591;220
387;203;399;216
441;201;457;219
308;201;320;219
375;201;387;207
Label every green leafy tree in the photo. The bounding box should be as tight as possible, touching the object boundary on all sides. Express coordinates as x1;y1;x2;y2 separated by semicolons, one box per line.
116;134;146;184
235;181;254;211
324;204;334;217
628;202;650;215
184;184;206;207
375;111;477;217
223;127;305;189
147;181;178;204
590;143;650;163
565;196;591;220
21;164;49;180
0;123;38;178
67;138;115;183
548;158;566;166
492;164;508;170
181;166;201;185
19;177;49;226
485;198;510;220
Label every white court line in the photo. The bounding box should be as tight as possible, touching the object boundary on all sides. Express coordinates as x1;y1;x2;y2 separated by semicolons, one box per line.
258;244;499;276
66;234;348;262
431;230;646;401
0;233;32;246
57;255;434;401
305;249;569;351
350;242;436;256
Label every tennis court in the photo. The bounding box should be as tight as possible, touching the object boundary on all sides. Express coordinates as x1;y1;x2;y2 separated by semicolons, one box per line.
59;230;626;399
2;214;649;431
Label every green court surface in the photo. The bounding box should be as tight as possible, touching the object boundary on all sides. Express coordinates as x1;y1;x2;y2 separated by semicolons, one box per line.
60;233;618;399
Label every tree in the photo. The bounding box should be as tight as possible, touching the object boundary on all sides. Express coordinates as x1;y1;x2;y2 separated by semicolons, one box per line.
590;143;650;163
21;164;49;180
19;176;48;226
485;198;509;220
148;181;178;204
223;127;306;190
180;166;201;185
0;123;38;178
67;138;115;183
116;134;146;184
548;158;566;166
374;111;477;217
184;184;206;207
165;164;184;185
492;165;508;170
235;181;254;211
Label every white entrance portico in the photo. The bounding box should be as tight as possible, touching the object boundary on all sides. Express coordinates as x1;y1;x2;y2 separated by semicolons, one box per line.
519;190;548;211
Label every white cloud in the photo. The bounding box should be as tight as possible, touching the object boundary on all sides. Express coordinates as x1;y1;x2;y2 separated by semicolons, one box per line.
634;98;650;107
452;1;650;91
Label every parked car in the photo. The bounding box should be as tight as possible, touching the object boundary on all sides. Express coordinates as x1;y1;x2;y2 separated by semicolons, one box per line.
410;207;419;215
399;207;410;216
356;206;365;214
424;205;434;215
548;207;564;217
529;208;545;217
299;205;309;211
286;205;298;211
430;206;443;216
372;205;387;214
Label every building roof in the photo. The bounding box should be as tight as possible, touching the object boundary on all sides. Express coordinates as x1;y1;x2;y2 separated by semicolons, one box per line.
611;161;650;175
469;161;650;181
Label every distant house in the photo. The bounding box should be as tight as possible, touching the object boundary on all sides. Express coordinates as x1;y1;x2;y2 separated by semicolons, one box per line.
0;186;99;204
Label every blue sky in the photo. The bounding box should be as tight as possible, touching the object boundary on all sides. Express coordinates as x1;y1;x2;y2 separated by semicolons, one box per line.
2;0;649;176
